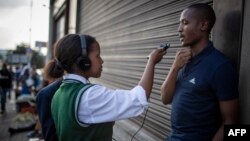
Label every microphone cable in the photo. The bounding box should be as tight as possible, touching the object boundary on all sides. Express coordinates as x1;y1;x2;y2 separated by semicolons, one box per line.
131;106;150;141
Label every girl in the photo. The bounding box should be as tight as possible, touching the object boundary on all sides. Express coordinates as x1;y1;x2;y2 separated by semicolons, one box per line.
51;34;166;141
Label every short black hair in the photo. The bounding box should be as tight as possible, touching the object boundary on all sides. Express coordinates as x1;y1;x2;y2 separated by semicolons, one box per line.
187;3;216;32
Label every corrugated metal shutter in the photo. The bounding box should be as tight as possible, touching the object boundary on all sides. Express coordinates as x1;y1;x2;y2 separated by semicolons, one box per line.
78;0;212;140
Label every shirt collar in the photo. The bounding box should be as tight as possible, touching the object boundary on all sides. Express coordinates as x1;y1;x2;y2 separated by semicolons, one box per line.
64;73;89;84
190;41;214;65
182;41;214;75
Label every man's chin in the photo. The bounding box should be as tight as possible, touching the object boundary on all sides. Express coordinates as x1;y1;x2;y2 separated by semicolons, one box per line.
181;42;191;47
181;42;187;47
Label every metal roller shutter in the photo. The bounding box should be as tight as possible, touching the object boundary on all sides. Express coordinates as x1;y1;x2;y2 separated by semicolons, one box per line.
77;0;212;140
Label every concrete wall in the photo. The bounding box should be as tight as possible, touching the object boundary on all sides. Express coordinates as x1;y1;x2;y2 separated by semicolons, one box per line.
214;0;250;124
239;0;250;124
213;0;242;69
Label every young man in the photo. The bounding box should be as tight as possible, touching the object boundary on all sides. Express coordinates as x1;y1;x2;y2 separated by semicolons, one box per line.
161;3;239;141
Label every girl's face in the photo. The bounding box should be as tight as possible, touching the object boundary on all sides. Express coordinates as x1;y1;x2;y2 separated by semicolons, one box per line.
87;41;103;78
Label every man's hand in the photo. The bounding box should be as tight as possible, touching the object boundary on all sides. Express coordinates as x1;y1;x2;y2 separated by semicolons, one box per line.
172;48;192;70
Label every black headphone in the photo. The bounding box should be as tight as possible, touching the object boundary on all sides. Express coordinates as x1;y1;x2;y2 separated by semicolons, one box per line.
76;34;91;70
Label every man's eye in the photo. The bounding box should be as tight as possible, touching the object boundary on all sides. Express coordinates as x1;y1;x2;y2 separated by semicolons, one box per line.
183;20;188;24
179;20;188;25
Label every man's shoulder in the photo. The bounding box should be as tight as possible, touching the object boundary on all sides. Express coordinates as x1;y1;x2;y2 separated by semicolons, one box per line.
207;46;232;66
205;46;237;77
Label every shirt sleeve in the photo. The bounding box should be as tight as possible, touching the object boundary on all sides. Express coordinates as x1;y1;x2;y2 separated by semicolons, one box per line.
77;85;148;124
211;62;239;101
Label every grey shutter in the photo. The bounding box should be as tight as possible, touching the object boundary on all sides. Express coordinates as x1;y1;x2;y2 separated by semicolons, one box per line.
78;0;212;140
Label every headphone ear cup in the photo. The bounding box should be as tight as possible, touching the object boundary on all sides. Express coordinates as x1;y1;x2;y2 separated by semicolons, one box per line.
76;56;91;70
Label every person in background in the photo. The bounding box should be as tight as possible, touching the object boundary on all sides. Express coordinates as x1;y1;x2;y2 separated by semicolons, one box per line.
50;34;166;141
15;66;21;85
31;66;40;93
42;60;64;86
161;3;239;141
8;61;62;138
0;63;12;114
14;65;22;99
7;65;14;99
36;60;64;141
19;68;32;95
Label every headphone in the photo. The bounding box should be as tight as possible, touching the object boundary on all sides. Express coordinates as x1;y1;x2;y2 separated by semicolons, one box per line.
76;34;91;70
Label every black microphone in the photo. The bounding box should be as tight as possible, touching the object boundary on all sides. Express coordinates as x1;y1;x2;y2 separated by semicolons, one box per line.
147;43;170;59
159;43;170;50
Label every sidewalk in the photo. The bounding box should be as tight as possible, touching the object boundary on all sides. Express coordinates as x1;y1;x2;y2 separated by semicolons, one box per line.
0;93;42;141
0;99;30;141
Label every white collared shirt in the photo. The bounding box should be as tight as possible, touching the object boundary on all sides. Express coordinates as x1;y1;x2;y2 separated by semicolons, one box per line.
64;74;148;124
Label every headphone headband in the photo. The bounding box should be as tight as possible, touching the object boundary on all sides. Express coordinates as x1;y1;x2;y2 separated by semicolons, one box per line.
77;34;91;70
78;34;87;57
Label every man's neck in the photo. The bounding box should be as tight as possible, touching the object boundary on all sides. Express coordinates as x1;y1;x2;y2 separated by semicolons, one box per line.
190;39;209;57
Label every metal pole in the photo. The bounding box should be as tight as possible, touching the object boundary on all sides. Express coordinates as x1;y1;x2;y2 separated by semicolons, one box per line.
29;0;33;48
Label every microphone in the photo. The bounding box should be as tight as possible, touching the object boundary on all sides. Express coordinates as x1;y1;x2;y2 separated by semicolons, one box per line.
147;42;170;59
159;43;170;50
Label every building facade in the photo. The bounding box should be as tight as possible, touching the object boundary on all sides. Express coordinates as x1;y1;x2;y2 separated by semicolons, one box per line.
48;0;249;140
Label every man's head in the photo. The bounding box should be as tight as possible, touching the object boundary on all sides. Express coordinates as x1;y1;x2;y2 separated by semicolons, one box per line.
187;3;216;33
178;3;216;47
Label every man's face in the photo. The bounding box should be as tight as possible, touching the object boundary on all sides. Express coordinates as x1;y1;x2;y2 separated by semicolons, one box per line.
178;9;202;47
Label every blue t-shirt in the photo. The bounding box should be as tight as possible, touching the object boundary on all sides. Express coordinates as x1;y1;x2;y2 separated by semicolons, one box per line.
168;42;238;141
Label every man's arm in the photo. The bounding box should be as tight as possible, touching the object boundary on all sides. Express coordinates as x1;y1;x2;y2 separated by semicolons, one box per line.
161;66;179;104
211;62;239;141
212;99;239;141
161;48;191;104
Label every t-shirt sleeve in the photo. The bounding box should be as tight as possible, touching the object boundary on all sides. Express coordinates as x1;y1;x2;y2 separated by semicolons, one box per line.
211;62;239;100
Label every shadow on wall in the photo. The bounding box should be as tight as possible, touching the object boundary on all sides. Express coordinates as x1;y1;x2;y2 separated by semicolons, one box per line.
222;10;242;70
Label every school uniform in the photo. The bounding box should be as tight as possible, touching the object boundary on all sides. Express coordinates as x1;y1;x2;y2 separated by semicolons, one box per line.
37;79;62;141
51;74;148;141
